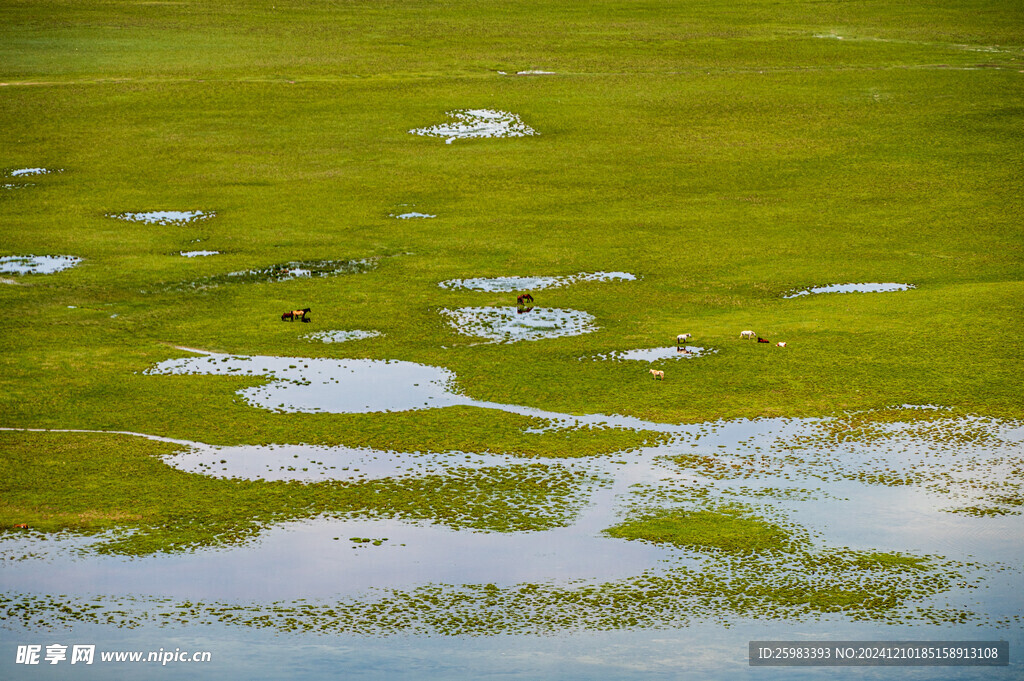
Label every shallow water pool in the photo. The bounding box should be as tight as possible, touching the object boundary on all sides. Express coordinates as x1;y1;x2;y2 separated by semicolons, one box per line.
0;255;82;275
783;283;915;298
109;210;215;225
441;306;598;343
410;109;538;144
439;271;635;292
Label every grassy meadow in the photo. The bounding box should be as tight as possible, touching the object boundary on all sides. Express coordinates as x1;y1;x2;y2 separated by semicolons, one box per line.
0;0;1022;640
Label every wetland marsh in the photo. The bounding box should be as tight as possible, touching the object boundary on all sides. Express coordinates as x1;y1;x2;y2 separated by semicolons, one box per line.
1;0;1021;678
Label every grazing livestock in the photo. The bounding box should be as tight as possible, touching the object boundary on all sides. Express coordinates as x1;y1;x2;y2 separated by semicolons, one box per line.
517;293;534;306
777;342;787;347
649;369;665;380
13;524;28;529
740;330;755;339
677;333;692;345
757;337;769;343
282;307;311;322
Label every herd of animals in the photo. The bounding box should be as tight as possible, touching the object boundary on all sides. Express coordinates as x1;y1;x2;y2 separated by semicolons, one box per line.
280;294;786;383
648;331;786;381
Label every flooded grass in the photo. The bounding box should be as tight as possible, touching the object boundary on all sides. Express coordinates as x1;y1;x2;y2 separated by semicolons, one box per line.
304;329;382;343
179;250;220;257
409;109;538;144
1;0;1021;673
0;431;596;556
175;258;376;289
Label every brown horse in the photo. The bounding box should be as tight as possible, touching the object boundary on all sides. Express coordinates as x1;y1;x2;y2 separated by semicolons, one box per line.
517;293;534;306
282;307;311;322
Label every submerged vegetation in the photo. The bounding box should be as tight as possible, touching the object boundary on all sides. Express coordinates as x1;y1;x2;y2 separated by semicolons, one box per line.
0;431;596;555
0;544;973;634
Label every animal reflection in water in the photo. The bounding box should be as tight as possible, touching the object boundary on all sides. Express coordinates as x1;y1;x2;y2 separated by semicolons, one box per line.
282;307;311;322
516;306;534;315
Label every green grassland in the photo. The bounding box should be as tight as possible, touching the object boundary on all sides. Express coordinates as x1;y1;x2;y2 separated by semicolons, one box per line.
1;1;1022;540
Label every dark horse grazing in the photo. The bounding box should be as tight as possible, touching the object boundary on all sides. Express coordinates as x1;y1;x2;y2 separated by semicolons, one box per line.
517;293;534;306
282;307;311;322
757;337;769;343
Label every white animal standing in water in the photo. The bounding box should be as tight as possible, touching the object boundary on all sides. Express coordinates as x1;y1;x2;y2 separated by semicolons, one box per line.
740;330;756;339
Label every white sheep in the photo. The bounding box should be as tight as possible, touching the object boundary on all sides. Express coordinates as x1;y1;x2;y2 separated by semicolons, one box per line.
677;333;692;345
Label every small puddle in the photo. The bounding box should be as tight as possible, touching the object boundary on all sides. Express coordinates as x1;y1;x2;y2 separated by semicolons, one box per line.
516;70;556;75
441;306;597;343
585;346;716;362
305;329;382;343
439;271;635;292
9;167;60;177
392;212;436;219
409;109;538;144
180;250;220;258
109;210;215;225
784;282;915;298
0;255;82;275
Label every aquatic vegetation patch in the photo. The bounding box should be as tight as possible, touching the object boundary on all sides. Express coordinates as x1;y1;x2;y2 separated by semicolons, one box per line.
439;271;635;292
304;329;382;343
603;505;796;553
783;283;916;298
109;210;215;225
0;255;82;275
0;544;971;634
441;306;597;343
409;109;538;144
